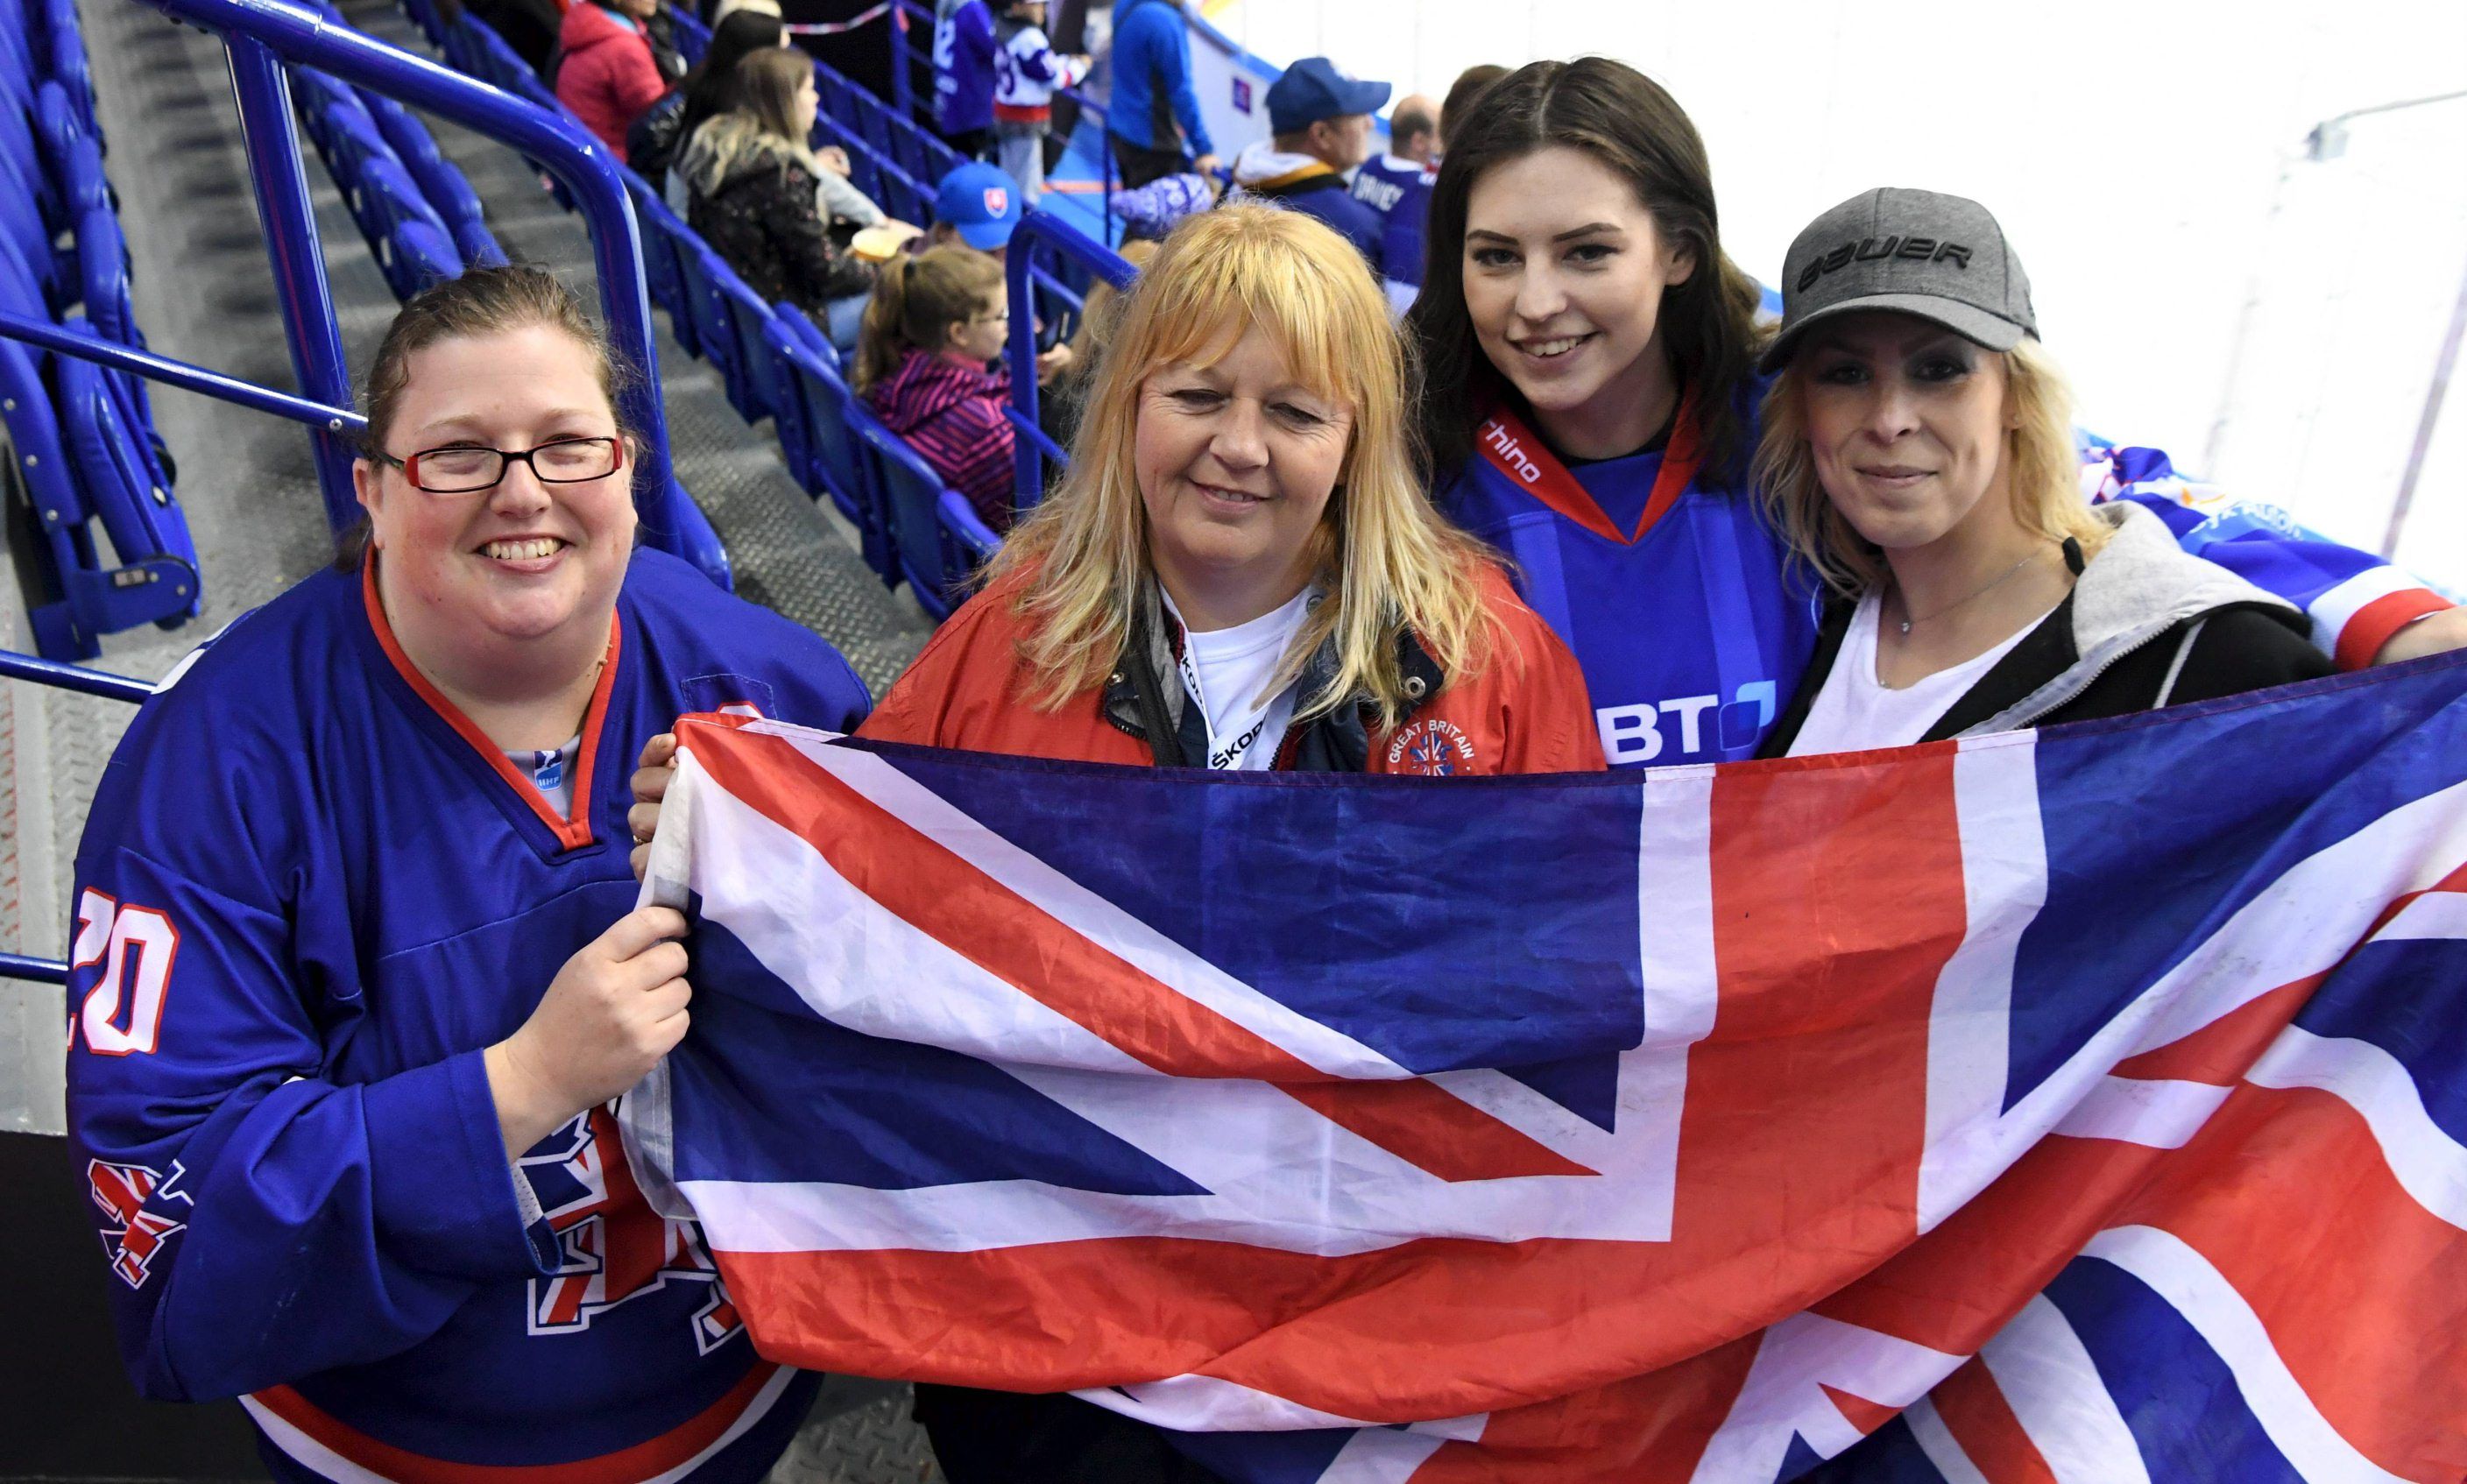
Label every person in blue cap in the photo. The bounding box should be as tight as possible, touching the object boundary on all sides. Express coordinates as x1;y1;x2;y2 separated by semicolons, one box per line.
1228;56;1392;279
926;159;1027;258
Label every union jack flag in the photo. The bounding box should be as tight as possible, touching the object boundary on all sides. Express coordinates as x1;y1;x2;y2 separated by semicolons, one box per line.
622;656;2467;1482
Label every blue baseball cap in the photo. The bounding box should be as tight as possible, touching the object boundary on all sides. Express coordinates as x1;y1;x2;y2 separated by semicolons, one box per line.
1266;57;1390;136
934;162;1023;251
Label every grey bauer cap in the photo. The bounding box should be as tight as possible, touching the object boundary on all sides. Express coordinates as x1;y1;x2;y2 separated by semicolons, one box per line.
1758;187;2036;373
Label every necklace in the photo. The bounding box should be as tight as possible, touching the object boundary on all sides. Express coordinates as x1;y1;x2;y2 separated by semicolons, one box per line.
1891;546;2047;635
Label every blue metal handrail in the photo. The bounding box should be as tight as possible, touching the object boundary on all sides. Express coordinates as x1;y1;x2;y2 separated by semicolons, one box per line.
136;0;732;590
1006;209;1135;505
0;650;153;704
0;307;364;434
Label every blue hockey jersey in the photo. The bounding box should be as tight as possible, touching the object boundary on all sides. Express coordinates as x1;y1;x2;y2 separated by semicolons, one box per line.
932;0;997;137
66;548;870;1481
1348;153;1432;286
1438;398;2455;769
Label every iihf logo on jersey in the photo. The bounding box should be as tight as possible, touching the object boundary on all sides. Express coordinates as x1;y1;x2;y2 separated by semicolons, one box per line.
88;1158;189;1290
1386;719;1475;776
522;1108;742;1353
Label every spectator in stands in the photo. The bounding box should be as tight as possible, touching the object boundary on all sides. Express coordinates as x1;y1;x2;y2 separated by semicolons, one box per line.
925;159;1024;258
855;246;1019;531
932;0;999;159
458;0;562;74
1438;61;1508;148
553;0;669;153
1107;169;1217;240
632;6;783;186
1106;0;1219;187
678;47;878;349
1228;58;1389;277
1348;90;1438;289
1751;188;2329;756
992;0;1092;211
67;264;869;1483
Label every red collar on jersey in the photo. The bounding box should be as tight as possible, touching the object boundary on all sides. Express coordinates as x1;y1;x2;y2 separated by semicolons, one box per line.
1474;391;1705;547
359;552;621;852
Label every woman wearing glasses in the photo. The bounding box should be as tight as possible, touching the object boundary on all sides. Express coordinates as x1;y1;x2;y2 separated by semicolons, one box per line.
62;265;869;1482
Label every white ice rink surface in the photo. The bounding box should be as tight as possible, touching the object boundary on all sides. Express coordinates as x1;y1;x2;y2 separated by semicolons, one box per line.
1205;0;2467;590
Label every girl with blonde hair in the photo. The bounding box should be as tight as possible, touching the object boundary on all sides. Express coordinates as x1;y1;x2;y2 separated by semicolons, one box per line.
675;46;874;345
863;201;1602;777
1750;188;2328;756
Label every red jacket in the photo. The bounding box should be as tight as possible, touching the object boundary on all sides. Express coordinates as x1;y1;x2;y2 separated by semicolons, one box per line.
862;562;1607;775
555;3;667;154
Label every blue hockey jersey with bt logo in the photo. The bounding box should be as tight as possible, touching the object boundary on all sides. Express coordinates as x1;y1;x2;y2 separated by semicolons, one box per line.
66;548;870;1481
1438;392;2453;769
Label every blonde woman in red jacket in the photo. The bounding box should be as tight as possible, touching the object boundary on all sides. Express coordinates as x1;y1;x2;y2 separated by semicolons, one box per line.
868;202;1601;776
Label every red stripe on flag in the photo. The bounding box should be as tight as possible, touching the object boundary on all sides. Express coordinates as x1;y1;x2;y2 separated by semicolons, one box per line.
2115;1081;2467;1483
1820;1383;1900;1438
686;724;1592;1183
1928;1358;2059;1484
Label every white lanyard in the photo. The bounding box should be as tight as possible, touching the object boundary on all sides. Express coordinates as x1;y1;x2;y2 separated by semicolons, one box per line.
1175;640;1300;771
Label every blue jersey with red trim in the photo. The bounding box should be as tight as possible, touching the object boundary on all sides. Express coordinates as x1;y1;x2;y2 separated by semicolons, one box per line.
1438;400;2455;769
66;548;869;1481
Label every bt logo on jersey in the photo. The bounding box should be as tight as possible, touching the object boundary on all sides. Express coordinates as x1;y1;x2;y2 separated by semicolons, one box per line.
1596;682;1778;765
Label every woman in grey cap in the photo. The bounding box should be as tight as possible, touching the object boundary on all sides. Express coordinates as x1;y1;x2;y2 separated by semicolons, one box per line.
1751;188;2330;756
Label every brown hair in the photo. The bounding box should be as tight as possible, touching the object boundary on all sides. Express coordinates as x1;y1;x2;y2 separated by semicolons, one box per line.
1438;64;1507;146
341;264;634;567
853;245;1005;391
726;46;814;151
1405;58;1764;487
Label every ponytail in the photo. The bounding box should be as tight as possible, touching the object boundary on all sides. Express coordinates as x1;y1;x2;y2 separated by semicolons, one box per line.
853;245;1005;392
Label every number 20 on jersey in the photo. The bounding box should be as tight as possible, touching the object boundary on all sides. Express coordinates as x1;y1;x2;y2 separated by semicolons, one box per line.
72;890;179;1057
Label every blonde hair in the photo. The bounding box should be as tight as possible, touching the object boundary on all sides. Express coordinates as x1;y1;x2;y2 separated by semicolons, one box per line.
1753;334;2108;597
853;245;1005;392
988;203;1502;726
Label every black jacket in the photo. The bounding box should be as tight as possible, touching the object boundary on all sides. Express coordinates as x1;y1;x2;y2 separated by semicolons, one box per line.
679;124;874;312
1761;504;2333;756
1104;583;1446;772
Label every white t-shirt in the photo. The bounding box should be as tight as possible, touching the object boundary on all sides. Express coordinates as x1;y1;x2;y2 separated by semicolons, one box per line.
1786;591;2052;757
505;734;583;815
1163;587;1314;771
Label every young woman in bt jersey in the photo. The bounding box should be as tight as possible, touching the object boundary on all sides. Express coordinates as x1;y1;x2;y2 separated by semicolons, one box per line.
65;265;869;1483
1403;58;2466;771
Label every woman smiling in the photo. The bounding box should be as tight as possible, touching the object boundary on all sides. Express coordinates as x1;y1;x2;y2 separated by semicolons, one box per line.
1751;190;2329;754
859;201;1601;776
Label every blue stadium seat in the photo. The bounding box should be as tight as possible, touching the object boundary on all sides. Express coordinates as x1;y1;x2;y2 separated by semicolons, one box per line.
44;21;98;145
36;83;107;216
681;243;771;421
382;215;465;296
937;488;999;569
767;311;895;582
362;93;503;265
623;172;696;355
751;310;814;485
853;405;985;618
0;330;201;660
